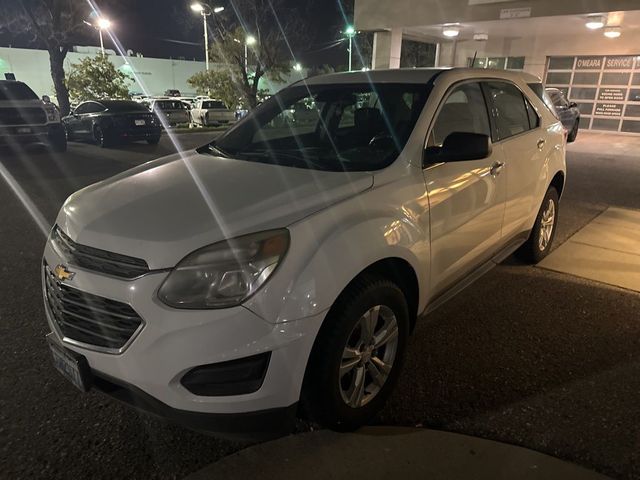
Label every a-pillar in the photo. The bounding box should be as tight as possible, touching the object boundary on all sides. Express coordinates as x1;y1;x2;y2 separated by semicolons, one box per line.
372;28;403;69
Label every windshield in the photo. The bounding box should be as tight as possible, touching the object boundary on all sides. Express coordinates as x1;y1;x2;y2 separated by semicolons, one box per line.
212;83;429;172
102;100;150;112
0;82;38;101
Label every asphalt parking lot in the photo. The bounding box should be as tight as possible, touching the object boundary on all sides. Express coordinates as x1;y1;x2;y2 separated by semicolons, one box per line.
1;132;639;479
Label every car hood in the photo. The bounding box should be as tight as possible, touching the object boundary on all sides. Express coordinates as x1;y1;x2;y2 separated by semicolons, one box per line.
56;151;373;269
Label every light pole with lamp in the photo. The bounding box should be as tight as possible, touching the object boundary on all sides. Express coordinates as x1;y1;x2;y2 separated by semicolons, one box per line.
190;2;224;71
234;35;257;70
84;18;112;55
345;25;356;71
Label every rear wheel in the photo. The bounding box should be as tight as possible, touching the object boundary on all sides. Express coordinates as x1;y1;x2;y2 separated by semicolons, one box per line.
567;120;579;143
516;187;559;264
94;125;113;148
147;135;161;145
301;275;409;431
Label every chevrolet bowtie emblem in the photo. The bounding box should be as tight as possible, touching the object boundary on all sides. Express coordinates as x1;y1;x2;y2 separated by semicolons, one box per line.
54;264;75;282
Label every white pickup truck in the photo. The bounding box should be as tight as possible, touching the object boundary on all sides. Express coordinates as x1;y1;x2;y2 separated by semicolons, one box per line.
190;99;236;127
0;80;67;152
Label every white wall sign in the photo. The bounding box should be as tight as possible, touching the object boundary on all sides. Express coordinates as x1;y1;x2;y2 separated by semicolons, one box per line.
500;7;532;19
469;0;516;4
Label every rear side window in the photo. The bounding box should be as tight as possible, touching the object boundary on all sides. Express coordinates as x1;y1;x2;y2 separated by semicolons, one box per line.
0;82;38;101
484;81;531;141
429;82;491;147
528;82;559;119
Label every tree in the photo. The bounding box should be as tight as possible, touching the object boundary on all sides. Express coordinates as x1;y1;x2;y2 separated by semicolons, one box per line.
188;70;242;109
0;0;93;116
203;1;308;109
66;54;130;103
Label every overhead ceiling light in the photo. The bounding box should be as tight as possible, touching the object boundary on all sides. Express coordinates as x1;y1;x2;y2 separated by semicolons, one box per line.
473;33;488;41
443;25;460;37
604;27;621;38
585;15;606;30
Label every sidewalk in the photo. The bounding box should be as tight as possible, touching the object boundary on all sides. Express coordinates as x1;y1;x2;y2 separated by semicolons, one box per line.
185;427;610;480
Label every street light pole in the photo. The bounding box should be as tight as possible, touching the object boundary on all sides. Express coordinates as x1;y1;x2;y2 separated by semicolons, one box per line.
190;3;224;72
203;13;209;71
345;25;356;72
99;29;105;55
95;17;111;56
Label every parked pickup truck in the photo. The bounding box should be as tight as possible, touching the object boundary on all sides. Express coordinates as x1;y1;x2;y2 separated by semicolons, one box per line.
190;99;236;127
0;80;67;152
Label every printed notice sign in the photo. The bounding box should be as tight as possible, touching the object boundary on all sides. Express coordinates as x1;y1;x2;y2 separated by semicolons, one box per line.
595;103;623;117
598;88;627;101
500;7;531;19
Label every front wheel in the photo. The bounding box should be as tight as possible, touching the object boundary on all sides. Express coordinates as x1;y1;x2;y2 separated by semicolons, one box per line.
516;187;559;264
301;275;409;431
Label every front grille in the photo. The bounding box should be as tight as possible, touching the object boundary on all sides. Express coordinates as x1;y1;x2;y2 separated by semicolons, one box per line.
0;107;46;125
51;226;149;279
44;265;143;351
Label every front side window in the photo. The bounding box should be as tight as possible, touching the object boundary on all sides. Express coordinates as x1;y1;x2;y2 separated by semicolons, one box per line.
485;81;531;141
212;83;430;172
74;103;92;114
428;82;490;147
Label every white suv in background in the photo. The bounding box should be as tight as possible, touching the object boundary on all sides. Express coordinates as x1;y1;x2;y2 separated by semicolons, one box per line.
43;68;566;439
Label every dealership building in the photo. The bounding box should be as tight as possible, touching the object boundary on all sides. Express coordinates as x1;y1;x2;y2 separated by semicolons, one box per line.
355;0;640;134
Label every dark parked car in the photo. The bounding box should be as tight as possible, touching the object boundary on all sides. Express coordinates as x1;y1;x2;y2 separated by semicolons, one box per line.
546;88;580;142
63;100;162;147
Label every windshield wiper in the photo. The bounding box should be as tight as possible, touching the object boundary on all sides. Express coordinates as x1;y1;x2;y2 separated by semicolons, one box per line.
196;142;232;158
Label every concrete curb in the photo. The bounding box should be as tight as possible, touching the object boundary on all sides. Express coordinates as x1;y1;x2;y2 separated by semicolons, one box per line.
185;427;610;480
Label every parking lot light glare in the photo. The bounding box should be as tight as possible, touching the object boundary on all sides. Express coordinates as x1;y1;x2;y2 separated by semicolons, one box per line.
294;63;302;72
214;6;224;13
190;2;204;12
585;16;605;30
97;18;111;30
246;35;257;45
442;25;460;37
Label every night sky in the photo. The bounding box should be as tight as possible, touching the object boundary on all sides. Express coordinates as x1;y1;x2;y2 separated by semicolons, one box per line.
0;0;353;68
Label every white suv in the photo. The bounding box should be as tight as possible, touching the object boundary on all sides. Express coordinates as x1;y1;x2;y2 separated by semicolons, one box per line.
43;68;566;439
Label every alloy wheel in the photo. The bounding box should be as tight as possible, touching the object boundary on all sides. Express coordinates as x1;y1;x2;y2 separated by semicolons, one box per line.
339;305;399;408
539;199;555;251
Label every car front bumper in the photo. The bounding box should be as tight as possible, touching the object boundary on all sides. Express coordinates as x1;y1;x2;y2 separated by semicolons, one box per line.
42;238;325;436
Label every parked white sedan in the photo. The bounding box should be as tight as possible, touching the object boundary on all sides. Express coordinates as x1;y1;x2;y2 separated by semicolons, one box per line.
43;68;565;439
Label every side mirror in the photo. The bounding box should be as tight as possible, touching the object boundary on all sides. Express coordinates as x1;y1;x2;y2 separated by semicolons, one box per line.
42;95;51;103
424;132;492;164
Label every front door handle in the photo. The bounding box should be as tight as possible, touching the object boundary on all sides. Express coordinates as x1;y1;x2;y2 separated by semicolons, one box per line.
490;161;505;177
537;138;546;150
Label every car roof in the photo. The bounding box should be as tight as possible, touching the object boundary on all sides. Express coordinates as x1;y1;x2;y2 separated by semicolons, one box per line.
297;67;541;87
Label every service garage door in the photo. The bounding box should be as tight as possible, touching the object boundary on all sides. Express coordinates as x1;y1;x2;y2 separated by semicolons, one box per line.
545;55;640;134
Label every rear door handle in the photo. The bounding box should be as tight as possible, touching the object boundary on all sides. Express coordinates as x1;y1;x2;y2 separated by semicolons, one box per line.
490;161;505;177
537;139;546;150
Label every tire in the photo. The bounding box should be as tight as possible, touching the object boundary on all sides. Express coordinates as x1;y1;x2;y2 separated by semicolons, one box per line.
301;274;409;431
567;120;579;143
94;125;112;148
147;136;161;145
49;127;67;153
516;187;559;264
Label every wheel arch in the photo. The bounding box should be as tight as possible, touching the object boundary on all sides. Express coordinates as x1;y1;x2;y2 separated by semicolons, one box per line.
550;170;565;198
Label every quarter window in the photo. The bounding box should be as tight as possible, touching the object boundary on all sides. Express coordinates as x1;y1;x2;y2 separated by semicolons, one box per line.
429;82;491;147
485;81;532;141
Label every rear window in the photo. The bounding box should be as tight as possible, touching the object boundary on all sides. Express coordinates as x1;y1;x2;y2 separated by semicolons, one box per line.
101;100;150;112
202;101;226;109
0;82;38;101
155;101;185;110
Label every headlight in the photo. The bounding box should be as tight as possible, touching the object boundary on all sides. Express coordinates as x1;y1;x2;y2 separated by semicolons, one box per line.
158;229;289;309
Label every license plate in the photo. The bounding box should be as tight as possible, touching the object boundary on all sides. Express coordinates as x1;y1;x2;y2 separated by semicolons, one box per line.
46;334;91;392
17;127;32;134
134;119;146;126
